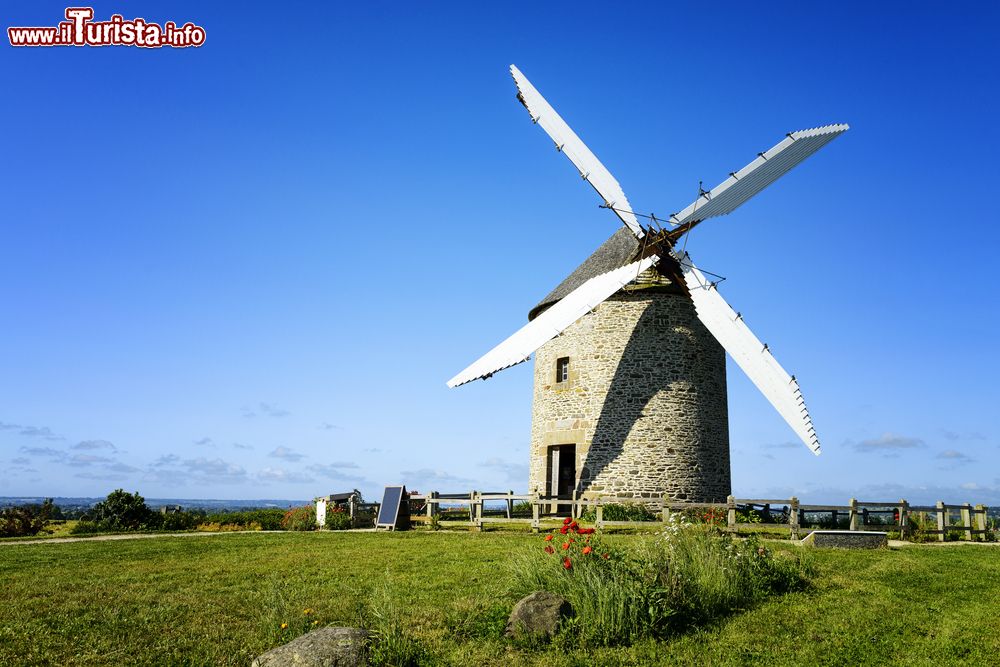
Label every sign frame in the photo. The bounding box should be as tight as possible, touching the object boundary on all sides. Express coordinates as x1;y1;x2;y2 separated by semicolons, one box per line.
375;485;410;531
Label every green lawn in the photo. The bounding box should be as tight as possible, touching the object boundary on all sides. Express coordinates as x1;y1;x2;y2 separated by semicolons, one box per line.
1;532;998;665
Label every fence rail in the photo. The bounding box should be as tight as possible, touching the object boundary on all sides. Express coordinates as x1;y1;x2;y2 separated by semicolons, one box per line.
399;492;992;541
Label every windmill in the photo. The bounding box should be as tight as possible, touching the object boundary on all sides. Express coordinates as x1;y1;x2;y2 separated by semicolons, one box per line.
448;65;847;503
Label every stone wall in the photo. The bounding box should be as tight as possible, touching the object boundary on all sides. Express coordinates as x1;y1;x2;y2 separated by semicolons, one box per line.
528;287;731;503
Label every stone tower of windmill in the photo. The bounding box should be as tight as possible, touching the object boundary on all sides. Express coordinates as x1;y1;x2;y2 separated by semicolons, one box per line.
526;229;730;503
448;65;846;506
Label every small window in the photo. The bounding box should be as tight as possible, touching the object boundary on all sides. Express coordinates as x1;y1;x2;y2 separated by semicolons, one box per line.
556;357;569;383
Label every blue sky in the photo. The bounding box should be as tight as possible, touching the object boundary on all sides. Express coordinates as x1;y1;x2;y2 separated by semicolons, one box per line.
2;2;998;504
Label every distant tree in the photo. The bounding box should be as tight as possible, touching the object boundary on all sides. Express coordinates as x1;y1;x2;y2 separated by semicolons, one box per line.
0;505;46;537
89;489;154;531
24;498;62;521
40;498;61;520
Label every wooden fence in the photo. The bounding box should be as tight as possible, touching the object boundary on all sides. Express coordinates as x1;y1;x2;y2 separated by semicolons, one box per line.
403;491;992;541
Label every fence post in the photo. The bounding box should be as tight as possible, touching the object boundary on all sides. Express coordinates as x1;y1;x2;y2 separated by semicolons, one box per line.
849;498;858;531
789;497;800;539
531;492;540;533
861;507;868;529
506;490;514;519
661;495;670;525
975;505;988;540
936;500;946;542
596;499;604;532
571;489;578;519
899;499;909;540
960;503;972;541
727;495;737;532
427;491;437;520
472;491;482;531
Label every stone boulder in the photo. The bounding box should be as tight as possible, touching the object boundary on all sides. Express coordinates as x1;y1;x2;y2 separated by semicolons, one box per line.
801;530;888;549
251;627;369;667
505;591;573;640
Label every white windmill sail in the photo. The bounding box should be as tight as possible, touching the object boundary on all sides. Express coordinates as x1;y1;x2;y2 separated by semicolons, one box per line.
510;65;645;238
670;124;849;227
448;255;659;388
673;250;821;455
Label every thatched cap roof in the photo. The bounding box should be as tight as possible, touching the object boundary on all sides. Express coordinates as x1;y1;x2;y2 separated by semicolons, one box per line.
528;227;641;321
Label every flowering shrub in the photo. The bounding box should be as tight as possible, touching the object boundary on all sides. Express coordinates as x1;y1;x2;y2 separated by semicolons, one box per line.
699;508;726;528
324;506;352;531
281;505;317;531
511;516;811;647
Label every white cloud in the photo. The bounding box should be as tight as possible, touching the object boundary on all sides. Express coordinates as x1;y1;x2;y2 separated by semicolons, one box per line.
242;402;290;418
478;458;529;485
182;457;248;484
73;440;117;452
399;468;475;490
852;433;925;453
269;446;305;462
1;421;64;441
257;467;314;484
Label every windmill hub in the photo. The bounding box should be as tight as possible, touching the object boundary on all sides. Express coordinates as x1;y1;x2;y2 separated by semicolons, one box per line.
448;65;847;505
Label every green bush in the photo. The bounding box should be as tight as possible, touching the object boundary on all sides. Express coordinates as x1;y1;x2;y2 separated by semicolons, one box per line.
159;511;201;531
512;501;534;517
579;502;656;523
510;518;811;646
0;506;46;537
87;490;155;531
203;509;285;531
281;505;316;531
69;520;104;535
324;506;352;531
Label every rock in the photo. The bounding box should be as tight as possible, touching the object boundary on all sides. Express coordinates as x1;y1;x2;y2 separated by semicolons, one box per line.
801;530;888;549
505;591;573;640
251;627;369;667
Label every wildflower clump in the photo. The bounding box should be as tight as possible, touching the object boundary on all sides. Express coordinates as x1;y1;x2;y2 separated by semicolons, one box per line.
276;606;327;638
510;511;811;647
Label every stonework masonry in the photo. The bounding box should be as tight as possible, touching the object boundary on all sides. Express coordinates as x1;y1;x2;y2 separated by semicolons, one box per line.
529;286;731;503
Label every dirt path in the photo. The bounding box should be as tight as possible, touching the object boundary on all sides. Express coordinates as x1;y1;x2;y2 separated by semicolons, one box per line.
888;539;1000;547
0;530;284;547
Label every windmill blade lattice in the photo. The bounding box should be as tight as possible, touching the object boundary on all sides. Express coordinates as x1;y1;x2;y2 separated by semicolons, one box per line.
447;255;659;388
675;249;821;454
510;65;645;238
669;124;849;230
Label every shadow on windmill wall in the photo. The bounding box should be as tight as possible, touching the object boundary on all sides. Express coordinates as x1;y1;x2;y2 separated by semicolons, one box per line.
577;293;731;503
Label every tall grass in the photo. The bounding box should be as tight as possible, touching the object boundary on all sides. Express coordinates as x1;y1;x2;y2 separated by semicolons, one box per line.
509;520;812;646
361;580;427;666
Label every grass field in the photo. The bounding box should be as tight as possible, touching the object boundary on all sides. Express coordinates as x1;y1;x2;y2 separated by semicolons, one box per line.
1;532;999;665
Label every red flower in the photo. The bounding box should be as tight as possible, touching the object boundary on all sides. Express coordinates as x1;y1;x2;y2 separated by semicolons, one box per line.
563;557;572;570
561;542;570;550
582;546;593;555
544;545;554;554
578;527;594;535
559;526;569;535
602;553;610;560
544;534;553;542
563;517;572;525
